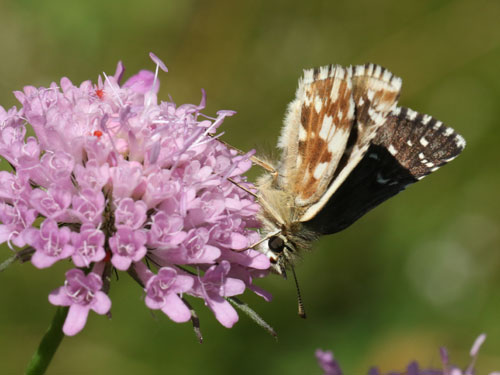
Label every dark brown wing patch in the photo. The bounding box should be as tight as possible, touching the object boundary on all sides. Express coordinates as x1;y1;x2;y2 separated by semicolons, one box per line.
374;107;466;179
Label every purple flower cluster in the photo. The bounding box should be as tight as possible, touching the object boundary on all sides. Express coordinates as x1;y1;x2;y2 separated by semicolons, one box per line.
0;53;271;336
316;334;499;375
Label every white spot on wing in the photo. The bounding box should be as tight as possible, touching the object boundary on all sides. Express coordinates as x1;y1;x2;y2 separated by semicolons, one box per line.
407;140;413;146
327;128;349;153
303;69;314;84
314;96;322;113
382;69;392;82
391;76;402;91
376;172;390;184
355;65;365;76
313;162;329;179
319;115;333;139
334;66;345;79
368;107;385;125
392;107;401;116
319;66;329;80
456;134;466;148
422;114;432;125
420;137;429;147
330;78;341;102
444;127;454;136
388;145;397;155
433;121;443;130
406;109;418;121
299;124;307;141
348;100;355;119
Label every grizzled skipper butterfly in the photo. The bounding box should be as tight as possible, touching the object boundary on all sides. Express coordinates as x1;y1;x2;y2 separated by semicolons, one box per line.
249;64;465;314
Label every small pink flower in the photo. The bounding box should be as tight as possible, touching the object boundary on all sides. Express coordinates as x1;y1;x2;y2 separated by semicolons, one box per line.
24;219;74;268
70;224;105;267
109;228;147;270
114;198;147;230
192;261;245;328
0;201;37;247
29;185;72;221
49;269;111;336
140;264;193;323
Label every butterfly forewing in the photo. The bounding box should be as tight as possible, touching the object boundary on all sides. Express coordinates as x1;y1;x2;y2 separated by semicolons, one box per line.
277;65;355;210
302;106;465;235
299;64;402;222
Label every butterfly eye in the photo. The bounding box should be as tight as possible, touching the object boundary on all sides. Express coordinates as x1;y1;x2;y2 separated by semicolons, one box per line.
268;236;285;253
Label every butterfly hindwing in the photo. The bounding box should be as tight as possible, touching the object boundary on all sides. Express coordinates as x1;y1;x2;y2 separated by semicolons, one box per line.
374;107;466;178
302;107;465;235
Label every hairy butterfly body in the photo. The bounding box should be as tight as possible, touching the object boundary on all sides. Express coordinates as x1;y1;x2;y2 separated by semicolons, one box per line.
255;64;465;277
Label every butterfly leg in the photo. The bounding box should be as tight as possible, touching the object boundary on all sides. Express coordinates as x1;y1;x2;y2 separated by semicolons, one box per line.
227;177;258;199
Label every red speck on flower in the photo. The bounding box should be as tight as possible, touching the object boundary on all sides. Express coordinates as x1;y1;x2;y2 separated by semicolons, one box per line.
95;89;104;99
93;130;103;138
103;250;112;263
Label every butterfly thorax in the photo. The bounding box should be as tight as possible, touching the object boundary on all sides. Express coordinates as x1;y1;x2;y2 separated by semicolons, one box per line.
255;172;319;275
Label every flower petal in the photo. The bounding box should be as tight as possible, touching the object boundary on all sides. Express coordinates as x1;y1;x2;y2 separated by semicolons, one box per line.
63;304;90;336
91;291;112;315
207;297;239;328
222;277;245;297
48;287;72;306
161;293;190;323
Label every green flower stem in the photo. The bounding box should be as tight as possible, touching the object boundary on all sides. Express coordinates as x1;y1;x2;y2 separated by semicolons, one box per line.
25;306;68;375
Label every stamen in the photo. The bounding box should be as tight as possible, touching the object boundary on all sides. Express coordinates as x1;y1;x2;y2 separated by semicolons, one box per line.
103;72;125;107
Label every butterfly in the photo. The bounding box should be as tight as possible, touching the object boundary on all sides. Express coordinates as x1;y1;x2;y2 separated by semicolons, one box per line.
253;64;465;285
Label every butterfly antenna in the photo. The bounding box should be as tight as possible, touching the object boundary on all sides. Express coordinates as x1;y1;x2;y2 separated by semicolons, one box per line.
291;264;306;319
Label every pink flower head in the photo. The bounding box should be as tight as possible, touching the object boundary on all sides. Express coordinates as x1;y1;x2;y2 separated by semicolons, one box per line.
0;53;269;335
49;269;111;336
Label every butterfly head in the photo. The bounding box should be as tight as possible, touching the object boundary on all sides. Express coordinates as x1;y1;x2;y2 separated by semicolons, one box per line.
257;228;308;318
257;222;315;278
262;233;295;278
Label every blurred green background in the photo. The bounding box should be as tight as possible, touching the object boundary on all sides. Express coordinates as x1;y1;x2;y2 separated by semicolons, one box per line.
1;0;499;373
